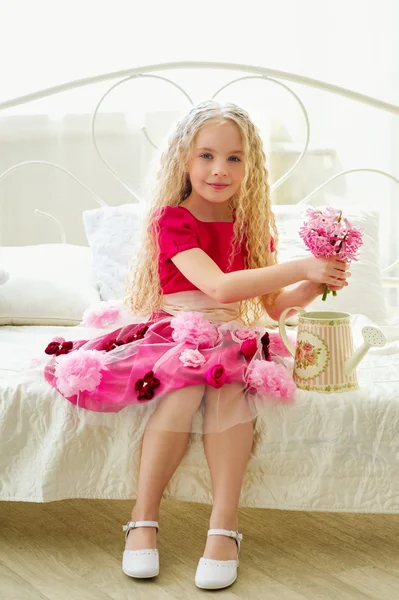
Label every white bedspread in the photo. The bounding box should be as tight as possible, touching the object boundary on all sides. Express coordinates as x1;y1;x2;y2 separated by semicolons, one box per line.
1;314;398;513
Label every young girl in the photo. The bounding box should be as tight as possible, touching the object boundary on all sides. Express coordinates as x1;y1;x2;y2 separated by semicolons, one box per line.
42;101;349;590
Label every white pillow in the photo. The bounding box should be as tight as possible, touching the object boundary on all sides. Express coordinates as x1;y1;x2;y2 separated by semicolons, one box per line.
0;244;101;325
273;205;387;324
83;203;144;301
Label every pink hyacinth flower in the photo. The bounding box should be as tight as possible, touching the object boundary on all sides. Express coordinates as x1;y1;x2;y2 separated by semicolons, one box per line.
299;206;363;301
54;348;107;397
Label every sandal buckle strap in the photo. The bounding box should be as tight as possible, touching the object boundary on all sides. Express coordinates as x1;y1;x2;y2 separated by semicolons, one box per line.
122;520;159;540
207;528;243;541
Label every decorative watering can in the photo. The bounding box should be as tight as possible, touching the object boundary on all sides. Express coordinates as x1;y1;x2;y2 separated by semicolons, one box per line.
278;308;386;393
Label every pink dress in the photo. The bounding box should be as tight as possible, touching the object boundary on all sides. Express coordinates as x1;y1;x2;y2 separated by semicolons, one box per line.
43;206;296;433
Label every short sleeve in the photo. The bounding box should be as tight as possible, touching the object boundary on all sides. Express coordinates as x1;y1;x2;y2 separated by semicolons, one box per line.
157;206;200;262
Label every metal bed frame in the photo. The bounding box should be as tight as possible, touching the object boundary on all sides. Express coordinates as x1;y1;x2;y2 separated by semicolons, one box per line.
0;61;398;289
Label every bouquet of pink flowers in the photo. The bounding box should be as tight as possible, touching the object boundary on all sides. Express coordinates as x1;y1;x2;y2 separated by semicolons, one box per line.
299;206;363;301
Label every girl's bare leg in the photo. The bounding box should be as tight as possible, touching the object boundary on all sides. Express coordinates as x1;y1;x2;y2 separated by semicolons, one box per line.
202;384;255;560
126;384;205;551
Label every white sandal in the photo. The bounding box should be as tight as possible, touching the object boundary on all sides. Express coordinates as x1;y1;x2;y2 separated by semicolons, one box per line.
122;520;159;578
195;528;243;590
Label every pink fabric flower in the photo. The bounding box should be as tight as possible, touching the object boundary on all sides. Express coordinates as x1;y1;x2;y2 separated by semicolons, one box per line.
235;327;258;341
241;338;258;360
179;349;206;368
171;312;218;349
81;302;121;328
246;359;296;403
54;349;106;397
268;332;296;358
206;364;227;388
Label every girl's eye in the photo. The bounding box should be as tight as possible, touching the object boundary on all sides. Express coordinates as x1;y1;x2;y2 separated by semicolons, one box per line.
199;153;241;162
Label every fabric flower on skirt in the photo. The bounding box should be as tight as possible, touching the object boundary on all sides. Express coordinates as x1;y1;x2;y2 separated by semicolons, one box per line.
206;364;227;389
102;325;149;352
171;311;218;349
241;338;258;360
179;348;206;368
45;337;74;356
261;332;270;360
268;331;295;358
135;370;161;400
54;348;107;396
81;301;121;328
246;359;296;403
235;327;258;341
124;325;149;344
103;338;126;352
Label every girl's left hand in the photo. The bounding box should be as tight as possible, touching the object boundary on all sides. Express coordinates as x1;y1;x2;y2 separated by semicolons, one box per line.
307;280;349;296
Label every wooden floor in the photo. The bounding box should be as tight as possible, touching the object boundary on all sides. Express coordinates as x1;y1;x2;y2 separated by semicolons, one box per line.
0;499;398;599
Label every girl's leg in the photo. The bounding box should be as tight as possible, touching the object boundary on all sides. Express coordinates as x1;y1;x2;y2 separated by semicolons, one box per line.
201;384;255;560
126;384;205;551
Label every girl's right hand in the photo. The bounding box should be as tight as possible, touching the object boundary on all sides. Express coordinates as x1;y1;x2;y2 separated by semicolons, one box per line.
302;256;351;289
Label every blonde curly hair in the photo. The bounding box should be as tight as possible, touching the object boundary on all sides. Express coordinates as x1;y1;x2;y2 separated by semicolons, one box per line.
125;100;281;326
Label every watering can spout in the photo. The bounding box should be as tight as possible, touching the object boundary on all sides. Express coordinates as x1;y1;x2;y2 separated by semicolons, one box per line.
344;326;386;376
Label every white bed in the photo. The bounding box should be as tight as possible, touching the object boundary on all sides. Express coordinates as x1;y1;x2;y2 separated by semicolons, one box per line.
1;62;398;513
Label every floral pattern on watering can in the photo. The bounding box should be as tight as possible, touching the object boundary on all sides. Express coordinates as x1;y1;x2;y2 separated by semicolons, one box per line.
294;331;330;381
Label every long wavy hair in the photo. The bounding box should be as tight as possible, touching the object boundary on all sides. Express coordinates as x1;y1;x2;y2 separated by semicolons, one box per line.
125;100;281;326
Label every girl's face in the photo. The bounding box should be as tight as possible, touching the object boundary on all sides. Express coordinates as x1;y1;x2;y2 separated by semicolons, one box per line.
188;120;245;205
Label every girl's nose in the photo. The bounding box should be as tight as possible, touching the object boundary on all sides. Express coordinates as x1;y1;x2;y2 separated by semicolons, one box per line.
212;162;228;177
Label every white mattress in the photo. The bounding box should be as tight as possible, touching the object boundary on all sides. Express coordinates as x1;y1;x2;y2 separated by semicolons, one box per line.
1;312;398;513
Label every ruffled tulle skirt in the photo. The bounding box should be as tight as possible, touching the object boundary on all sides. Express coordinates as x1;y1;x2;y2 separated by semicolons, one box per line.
41;291;297;434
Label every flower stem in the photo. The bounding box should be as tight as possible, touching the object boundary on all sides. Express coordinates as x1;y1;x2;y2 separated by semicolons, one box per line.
322;285;329;301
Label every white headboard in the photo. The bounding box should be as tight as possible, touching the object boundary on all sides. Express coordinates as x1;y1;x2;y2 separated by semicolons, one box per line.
0;61;398;298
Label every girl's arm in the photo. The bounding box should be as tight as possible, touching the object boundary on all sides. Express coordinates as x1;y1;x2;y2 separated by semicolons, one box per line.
171;248;349;305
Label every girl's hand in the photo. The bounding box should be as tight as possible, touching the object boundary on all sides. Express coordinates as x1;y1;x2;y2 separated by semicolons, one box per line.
302;257;351;290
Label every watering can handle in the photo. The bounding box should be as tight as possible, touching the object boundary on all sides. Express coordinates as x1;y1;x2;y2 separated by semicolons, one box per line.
278;306;306;357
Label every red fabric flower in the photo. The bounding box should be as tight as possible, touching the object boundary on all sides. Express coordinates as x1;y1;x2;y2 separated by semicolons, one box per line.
45;340;74;356
206;364;227;389
241;338;258;360
135;370;161;401
261;333;271;361
103;338;126;352
103;325;149;352
124;325;149;344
